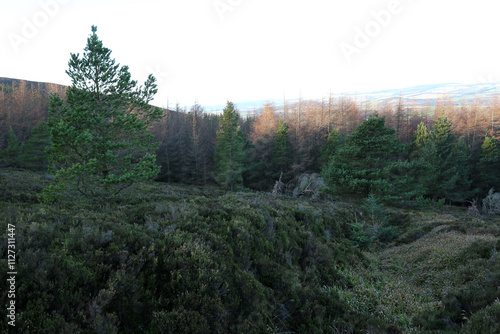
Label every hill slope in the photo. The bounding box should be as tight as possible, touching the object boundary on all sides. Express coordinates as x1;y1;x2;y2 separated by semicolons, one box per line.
1;169;499;333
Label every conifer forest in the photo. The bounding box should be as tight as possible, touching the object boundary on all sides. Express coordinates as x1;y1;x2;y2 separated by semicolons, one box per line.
1;26;500;334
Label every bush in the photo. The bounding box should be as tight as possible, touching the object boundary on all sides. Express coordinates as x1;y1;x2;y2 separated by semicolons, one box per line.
461;301;500;334
0;169;387;333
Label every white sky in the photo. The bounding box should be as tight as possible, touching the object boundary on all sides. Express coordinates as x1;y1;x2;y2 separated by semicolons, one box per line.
1;0;499;108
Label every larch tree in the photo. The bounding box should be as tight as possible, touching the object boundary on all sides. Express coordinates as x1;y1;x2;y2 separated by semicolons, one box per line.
247;102;279;188
44;26;162;201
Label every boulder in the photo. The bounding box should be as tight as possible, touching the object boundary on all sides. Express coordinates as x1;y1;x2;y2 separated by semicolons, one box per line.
482;189;500;215
292;173;325;199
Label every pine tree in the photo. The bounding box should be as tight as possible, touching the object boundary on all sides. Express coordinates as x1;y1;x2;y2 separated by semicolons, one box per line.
20;120;50;171
408;121;438;199
474;136;500;196
444;138;475;202
430;114;455;157
412;121;429;155
214;101;246;191
44;26;162;201
323;115;415;201
272;118;291;177
413;114;476;203
318;129;342;169
1;126;22;166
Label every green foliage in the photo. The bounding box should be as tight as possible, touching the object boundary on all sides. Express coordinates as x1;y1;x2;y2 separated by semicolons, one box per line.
214;101;247;190
348;220;377;250
461;300;500;334
0;169;391;333
411;115;476;204
1;126;22;166
416;196;446;209
1;169;500;333
474;137;500;196
272;118;291;175
318;129;342;169
353;194;402;246
43;26;162;202
412;121;429;153
361;193;388;226
323;115;417;202
20;120;51;171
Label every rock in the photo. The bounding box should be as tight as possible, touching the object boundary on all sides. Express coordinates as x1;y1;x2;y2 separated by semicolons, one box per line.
292;173;325;199
482;189;500;215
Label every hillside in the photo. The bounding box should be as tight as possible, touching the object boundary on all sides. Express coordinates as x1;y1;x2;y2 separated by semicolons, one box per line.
3;77;498;123
0;77;67;147
0;169;499;333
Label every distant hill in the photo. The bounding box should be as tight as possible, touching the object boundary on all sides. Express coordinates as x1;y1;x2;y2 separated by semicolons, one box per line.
0;77;68;147
2;77;499;143
0;77;176;148
202;82;500;115
0;77;67;95
348;82;500;106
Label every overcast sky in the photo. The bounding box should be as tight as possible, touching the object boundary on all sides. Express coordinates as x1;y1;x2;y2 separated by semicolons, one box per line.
1;0;499;108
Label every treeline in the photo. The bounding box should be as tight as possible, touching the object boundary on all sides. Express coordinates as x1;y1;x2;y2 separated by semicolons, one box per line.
0;78;66;147
2;80;500;204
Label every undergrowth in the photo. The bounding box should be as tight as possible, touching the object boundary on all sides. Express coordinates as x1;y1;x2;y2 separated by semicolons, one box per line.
0;169;499;333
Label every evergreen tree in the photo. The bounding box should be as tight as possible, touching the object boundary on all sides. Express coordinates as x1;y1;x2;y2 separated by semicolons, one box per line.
214;101;246;191
411;121;429;155
20;120;51;171
413;114;475;203
323;115;415;201
44;26;162;201
444;138;475;202
272;118;291;177
474;136;500;196
409;122;438;200
1;126;22;166
318;129;342;169
430;115;455;157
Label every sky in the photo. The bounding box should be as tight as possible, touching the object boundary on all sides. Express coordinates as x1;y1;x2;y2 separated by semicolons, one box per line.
1;0;499;108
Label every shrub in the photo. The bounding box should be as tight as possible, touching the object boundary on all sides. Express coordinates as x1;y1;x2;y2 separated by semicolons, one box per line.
460;300;500;334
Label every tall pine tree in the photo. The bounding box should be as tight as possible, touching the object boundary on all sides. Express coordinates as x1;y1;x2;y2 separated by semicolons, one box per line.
214;101;246;191
44;26;162;201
